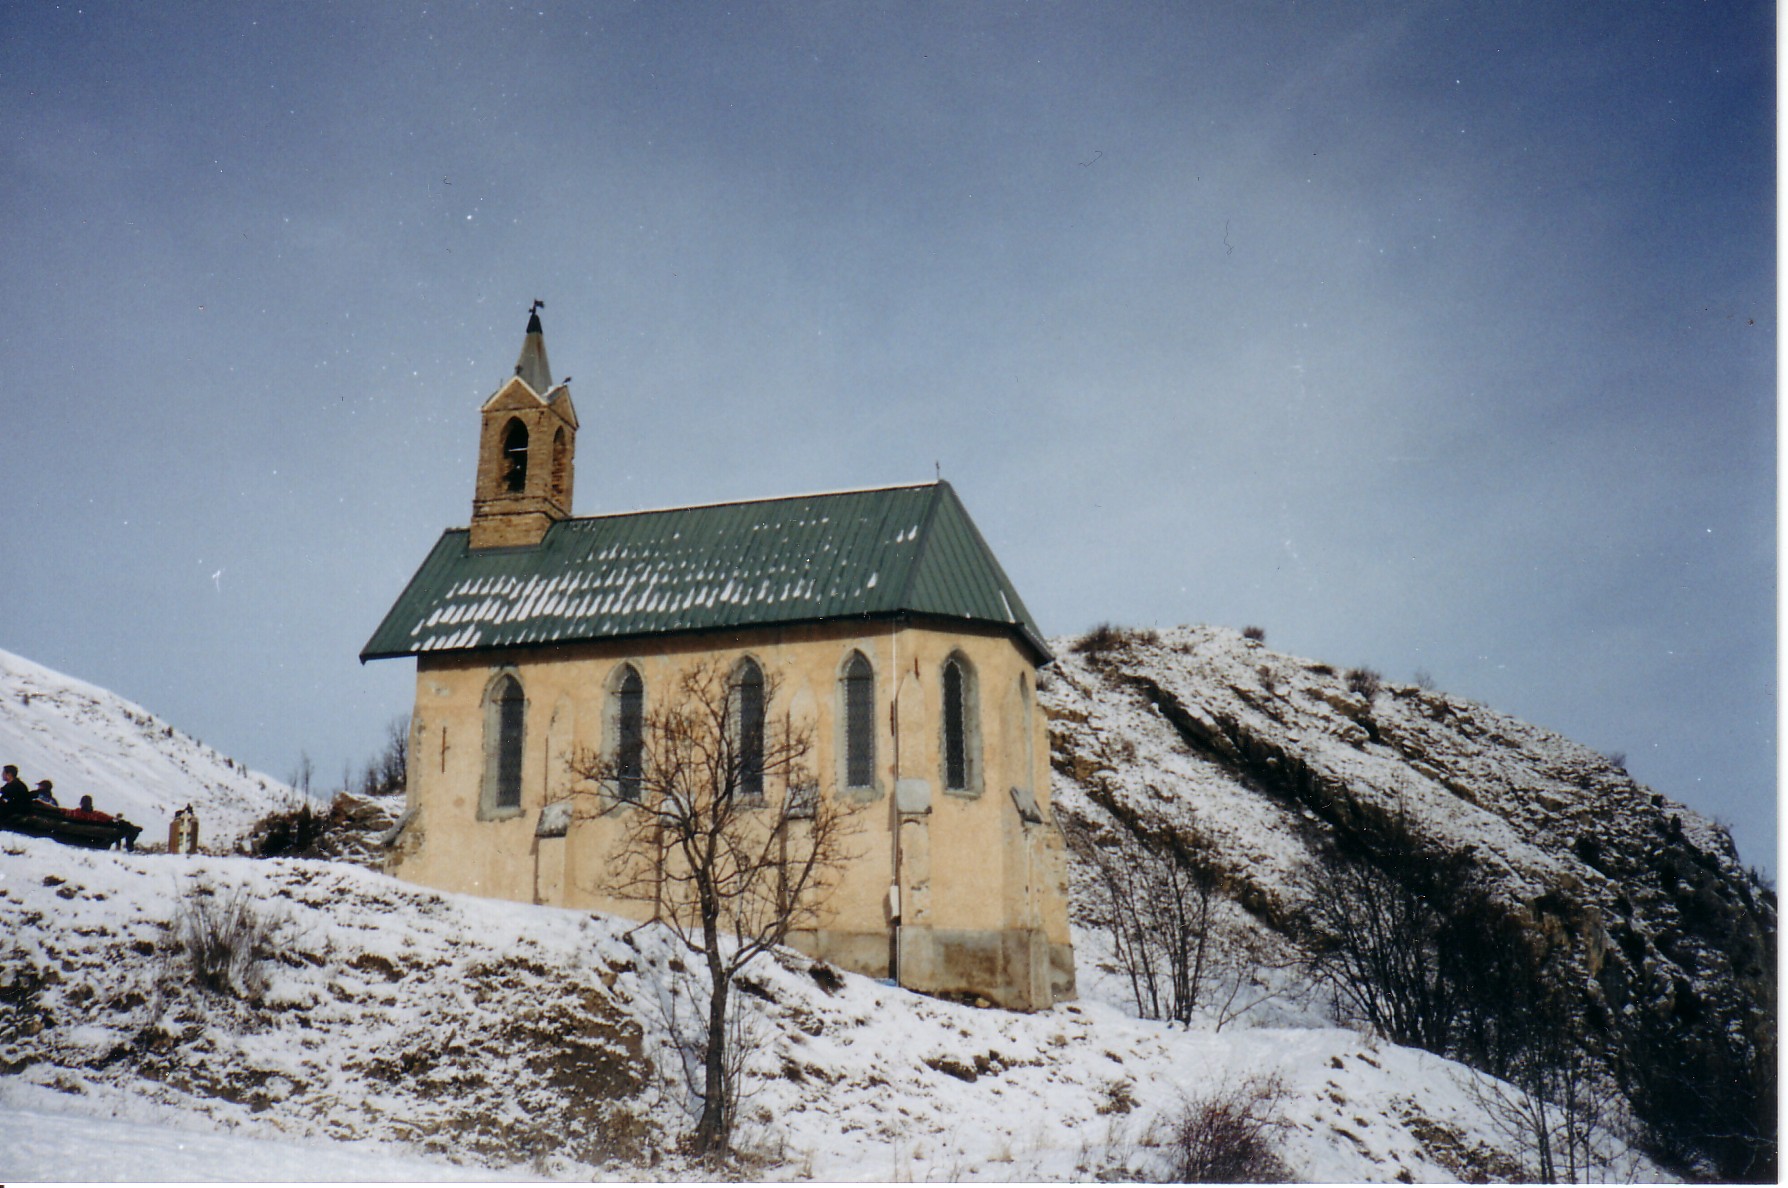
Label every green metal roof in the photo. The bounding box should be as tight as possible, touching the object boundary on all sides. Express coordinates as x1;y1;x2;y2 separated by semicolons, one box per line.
361;481;1050;663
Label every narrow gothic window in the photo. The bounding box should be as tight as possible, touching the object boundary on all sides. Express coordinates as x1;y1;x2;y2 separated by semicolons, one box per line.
502;418;529;493
735;659;765;801
491;675;525;810
943;658;969;791
843;651;874;788
617;666;644;801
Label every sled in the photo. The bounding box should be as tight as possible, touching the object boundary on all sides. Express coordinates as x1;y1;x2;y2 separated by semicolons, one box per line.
0;802;143;851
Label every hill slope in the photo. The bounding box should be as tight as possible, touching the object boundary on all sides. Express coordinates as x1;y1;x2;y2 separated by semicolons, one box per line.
0;647;292;846
1041;624;1775;1180
0;833;1660;1182
0;632;1769;1180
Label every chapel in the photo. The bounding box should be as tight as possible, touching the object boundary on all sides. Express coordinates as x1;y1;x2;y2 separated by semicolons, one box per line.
362;309;1074;1010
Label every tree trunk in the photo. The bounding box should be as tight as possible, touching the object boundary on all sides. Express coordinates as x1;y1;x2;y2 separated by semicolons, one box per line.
694;916;730;1156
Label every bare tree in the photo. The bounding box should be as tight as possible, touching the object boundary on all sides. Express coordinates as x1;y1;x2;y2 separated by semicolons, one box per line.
1067;815;1274;1027
358;714;409;798
288;751;314;797
1469;1030;1634;1183
563;660;859;1157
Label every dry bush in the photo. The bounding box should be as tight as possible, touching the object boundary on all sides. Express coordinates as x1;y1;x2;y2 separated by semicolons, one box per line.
252;801;327;857
0;940;47;1046
1159;1076;1290;1182
1242;625;1267;643
1345;666;1382;701
173;881;275;1000
1073;623;1129;656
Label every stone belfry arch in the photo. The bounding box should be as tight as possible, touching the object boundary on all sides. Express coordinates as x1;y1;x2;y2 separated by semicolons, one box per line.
470;302;579;549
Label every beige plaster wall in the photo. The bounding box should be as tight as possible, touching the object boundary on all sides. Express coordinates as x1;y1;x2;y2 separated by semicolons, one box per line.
389;617;1074;1009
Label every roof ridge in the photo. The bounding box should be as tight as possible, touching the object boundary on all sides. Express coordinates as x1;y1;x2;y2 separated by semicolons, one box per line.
562;480;941;524
893;482;949;609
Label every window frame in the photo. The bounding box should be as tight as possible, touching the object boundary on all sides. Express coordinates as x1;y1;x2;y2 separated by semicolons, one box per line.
839;649;878;796
479;669;527;820
732;657;767;804
609;663;645;803
501;417;529;493
939;652;983;798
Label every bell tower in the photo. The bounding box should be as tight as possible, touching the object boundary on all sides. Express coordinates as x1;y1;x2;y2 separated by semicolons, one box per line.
469;302;579;550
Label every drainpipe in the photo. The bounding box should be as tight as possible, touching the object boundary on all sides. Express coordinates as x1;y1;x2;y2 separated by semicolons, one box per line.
889;617;903;986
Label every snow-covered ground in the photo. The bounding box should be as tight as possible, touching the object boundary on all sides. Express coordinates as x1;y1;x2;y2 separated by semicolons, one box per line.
0;646;293;847
0;1078;525;1182
0;831;1663;1182
0;636;1713;1181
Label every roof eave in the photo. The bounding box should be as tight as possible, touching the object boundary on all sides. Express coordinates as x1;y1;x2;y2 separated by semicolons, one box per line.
357;607;1052;666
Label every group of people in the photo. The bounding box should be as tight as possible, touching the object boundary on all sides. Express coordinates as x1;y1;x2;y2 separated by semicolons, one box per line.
1;764;114;821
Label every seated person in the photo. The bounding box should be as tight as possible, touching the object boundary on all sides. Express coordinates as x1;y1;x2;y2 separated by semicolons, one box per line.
33;780;58;807
1;765;30;812
66;794;113;823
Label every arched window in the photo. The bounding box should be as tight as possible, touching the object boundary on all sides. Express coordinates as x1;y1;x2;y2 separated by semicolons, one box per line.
502;418;529;493
615;665;644;801
842;651;875;789
485;673;525;812
733;659;765;801
943;657;969;791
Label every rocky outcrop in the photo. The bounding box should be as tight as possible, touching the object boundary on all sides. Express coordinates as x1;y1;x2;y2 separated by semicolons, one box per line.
1043;625;1775;1181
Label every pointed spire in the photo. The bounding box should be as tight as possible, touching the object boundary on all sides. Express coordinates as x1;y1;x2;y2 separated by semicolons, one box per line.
514;300;553;394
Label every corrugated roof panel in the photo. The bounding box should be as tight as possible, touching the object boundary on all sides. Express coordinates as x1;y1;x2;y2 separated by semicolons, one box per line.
361;482;1049;662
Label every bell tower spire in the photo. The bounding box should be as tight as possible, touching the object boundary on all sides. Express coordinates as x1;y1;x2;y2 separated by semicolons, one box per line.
515;299;553;394
469;303;579;550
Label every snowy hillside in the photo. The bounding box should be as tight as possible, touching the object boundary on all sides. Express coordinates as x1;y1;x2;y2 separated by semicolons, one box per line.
0;647;292;846
1041;624;1775;1181
0;630;1769;1180
0;833;1662;1182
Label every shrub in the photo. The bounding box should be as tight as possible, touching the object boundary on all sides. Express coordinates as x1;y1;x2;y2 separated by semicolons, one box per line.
245;792;403;866
1605;751;1627;773
255;802;327;857
1345;667;1382;701
0;941;46;1044
1073;623;1128;656
1242;626;1266;643
173;882;274;999
1413;668;1436;691
1159;1076;1290;1182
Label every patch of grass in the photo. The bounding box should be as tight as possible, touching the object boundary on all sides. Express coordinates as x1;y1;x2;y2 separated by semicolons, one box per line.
173;881;275;1000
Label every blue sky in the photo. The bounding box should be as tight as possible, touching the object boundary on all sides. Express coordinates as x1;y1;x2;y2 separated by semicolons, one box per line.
0;2;1774;868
